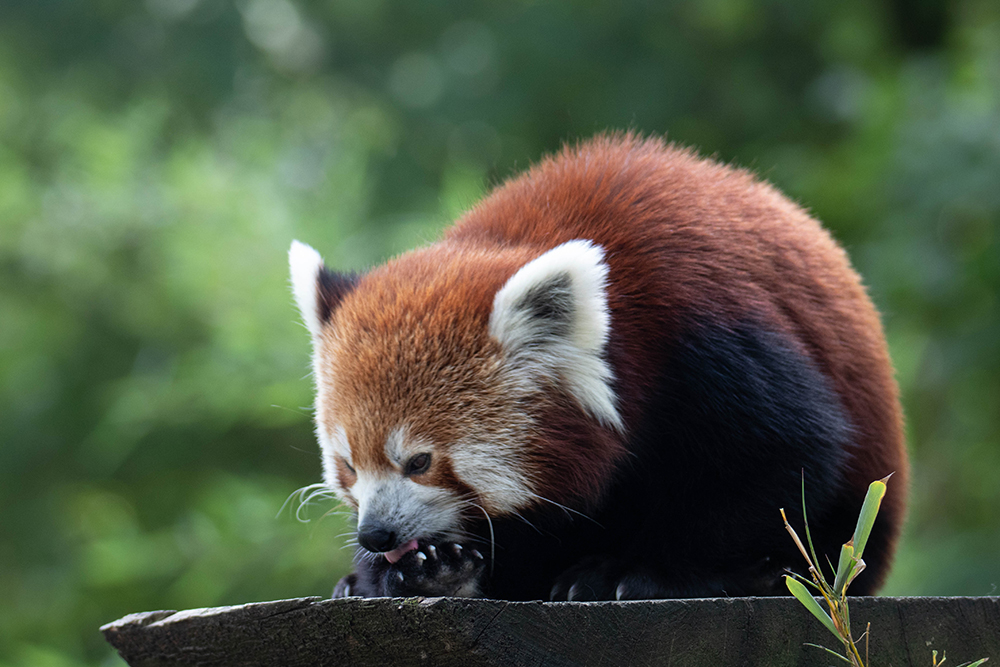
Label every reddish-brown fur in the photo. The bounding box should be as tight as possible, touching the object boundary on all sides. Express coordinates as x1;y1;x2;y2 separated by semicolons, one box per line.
316;133;908;592
448;135;908;567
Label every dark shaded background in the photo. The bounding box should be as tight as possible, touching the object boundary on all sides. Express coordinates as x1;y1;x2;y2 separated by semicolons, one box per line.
1;1;998;664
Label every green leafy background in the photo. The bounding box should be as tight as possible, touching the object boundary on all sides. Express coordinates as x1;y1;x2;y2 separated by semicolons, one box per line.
1;1;998;664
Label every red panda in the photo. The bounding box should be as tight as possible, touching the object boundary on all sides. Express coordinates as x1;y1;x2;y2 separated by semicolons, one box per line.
289;133;908;600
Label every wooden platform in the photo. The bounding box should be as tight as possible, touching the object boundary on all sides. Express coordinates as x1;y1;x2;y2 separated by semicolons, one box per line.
102;596;999;666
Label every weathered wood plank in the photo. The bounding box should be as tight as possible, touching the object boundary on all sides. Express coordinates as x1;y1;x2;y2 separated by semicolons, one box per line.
101;596;999;667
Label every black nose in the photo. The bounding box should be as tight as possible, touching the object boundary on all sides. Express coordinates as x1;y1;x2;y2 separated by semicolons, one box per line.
357;523;397;553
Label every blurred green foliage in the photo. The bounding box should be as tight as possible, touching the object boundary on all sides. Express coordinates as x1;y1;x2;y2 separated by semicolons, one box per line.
0;0;998;664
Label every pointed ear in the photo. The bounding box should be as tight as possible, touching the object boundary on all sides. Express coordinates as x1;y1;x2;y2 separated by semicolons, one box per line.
289;240;357;337
489;240;622;430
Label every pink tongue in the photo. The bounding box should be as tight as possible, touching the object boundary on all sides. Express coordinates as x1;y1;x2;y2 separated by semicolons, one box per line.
384;539;419;564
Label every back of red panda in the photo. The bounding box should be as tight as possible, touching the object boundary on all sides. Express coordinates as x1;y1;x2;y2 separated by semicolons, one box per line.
290;133;908;600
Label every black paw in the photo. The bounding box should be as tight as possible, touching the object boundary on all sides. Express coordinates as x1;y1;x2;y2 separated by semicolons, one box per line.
332;572;359;598
550;556;662;601
383;541;487;597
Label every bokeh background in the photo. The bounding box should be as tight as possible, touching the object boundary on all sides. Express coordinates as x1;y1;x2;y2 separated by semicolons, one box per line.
1;0;998;664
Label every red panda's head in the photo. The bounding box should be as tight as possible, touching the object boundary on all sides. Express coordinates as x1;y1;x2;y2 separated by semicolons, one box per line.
289;239;622;557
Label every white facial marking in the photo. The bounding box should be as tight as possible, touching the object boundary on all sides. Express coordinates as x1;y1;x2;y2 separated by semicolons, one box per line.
489;239;622;431
289;240;325;338
318;424;353;498
449;434;534;514
353;472;464;545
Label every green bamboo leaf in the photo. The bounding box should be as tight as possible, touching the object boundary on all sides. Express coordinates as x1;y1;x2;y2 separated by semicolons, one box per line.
833;543;855;596
853;475;891;560
786;575;839;639
790;571;823;593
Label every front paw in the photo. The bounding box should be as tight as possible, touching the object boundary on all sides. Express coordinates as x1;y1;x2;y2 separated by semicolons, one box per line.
550;556;661;601
384;541;487;597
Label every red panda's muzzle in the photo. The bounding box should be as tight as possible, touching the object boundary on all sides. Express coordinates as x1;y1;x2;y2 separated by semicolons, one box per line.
356;522;420;562
356;522;399;554
352;473;469;562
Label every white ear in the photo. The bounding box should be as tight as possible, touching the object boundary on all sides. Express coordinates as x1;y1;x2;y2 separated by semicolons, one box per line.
289;240;326;338
490;240;622;430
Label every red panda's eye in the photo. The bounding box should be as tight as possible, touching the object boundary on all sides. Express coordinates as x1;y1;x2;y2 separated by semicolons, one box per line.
404;453;431;476
341;457;355;474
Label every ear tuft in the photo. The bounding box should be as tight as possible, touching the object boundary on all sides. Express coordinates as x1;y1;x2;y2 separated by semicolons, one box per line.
289;240;324;337
289;240;357;337
490;240;622;430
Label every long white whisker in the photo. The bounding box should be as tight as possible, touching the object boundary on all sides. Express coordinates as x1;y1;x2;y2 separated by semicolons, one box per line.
511;510;543;535
526;491;603;527
355;549;380;564
463;501;495;574
277;483;336;522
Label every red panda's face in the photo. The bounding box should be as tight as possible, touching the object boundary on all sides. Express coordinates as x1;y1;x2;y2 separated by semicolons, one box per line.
289;239;621;556
312;301;536;549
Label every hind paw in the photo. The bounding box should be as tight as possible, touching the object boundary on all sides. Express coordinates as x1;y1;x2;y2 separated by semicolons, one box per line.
332;572;359;598
550;557;663;601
